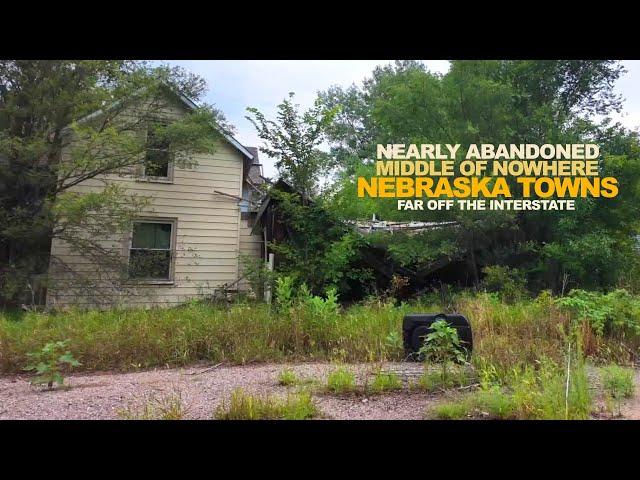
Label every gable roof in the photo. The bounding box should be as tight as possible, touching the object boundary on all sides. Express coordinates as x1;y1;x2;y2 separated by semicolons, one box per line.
172;89;255;162
73;83;255;164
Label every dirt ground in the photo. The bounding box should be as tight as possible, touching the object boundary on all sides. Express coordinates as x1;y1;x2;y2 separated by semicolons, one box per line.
1;362;639;420
0;362;438;420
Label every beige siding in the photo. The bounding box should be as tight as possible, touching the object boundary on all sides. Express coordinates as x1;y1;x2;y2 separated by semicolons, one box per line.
237;218;265;293
47;101;262;308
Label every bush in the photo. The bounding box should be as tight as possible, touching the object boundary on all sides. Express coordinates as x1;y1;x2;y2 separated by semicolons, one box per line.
240;255;276;301
556;289;640;336
601;365;635;399
214;388;318;420
418;319;467;383
24;339;80;389
482;265;527;303
601;364;635;416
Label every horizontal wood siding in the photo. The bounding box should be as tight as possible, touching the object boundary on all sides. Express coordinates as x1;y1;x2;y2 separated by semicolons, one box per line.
47;101;262;308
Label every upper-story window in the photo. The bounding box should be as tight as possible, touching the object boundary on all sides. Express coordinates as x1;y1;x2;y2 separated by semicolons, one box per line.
142;123;173;182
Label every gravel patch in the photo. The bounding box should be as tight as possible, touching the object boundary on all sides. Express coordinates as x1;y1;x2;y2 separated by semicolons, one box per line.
0;362;437;420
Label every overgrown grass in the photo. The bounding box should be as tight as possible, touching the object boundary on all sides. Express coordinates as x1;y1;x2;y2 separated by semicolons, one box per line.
2;290;639;374
214;388;318;420
429;356;592;420
0;299;411;373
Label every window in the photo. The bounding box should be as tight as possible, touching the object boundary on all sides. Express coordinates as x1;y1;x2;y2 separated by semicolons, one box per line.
128;220;175;281
143;123;172;180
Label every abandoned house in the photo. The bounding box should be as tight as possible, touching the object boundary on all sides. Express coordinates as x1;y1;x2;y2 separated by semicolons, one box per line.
46;88;265;308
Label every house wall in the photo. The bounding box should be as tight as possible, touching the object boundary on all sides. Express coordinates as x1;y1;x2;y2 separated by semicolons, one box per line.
47;100;263;308
238;217;265;293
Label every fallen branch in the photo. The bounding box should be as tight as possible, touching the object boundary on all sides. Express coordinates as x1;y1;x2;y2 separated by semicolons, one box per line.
456;383;480;391
186;363;223;375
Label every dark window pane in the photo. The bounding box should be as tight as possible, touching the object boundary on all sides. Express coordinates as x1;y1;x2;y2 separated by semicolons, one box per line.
128;250;171;279
131;223;172;249
144;125;171;178
144;150;170;177
156;223;172;249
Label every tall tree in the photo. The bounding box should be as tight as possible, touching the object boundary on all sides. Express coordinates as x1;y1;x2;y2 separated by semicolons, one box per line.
246;92;337;201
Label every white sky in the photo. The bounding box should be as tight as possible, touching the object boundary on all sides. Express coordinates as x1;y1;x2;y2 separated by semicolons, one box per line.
168;60;640;178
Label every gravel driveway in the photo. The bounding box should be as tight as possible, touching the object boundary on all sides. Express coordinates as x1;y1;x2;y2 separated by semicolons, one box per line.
0;362;437;420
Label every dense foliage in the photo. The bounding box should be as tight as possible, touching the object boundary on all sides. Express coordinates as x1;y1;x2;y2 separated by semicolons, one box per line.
311;60;640;295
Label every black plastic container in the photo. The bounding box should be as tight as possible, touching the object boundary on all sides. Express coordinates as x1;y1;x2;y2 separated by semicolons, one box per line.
402;313;473;360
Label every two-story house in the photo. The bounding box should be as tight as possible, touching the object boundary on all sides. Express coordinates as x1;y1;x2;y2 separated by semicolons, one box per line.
46;88;265;308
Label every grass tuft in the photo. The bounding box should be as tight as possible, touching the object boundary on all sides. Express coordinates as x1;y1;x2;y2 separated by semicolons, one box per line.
277;368;299;386
214;388;318;420
326;367;357;394
368;370;403;393
117;391;187;420
415;364;474;392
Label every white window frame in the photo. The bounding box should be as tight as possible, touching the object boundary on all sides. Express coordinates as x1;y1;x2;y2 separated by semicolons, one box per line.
124;217;177;284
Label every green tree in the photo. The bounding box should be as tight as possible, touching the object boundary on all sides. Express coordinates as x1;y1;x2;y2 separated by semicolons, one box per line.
246;92;337;201
317;60;640;292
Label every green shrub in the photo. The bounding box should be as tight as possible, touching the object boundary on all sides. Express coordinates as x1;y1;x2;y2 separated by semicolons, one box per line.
556;289;640;336
240;255;276;301
326;367;357;394
214;388;318;420
368;370;402;393
24;339;80;389
275;276;295;311
601;365;635;399
482;265;527;303
601;364;635;416
418;319;467;383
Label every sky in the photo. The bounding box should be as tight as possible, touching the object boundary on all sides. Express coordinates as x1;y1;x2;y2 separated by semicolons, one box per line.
168;60;640;178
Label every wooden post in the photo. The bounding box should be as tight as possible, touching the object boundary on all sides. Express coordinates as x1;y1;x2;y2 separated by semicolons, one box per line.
264;253;275;304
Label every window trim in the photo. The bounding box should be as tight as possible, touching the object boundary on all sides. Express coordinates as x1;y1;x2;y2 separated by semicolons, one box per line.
124;217;178;285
